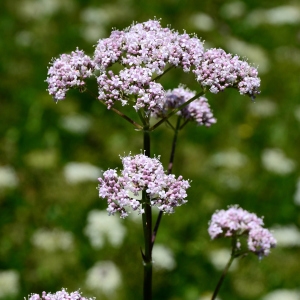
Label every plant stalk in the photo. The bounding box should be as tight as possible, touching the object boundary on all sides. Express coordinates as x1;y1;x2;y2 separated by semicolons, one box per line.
142;115;152;300
152;116;182;248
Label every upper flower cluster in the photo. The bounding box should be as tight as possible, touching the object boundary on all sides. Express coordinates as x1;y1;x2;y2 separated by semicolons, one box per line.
94;19;204;111
98;154;190;218
194;48;260;98
46;48;95;102
208;206;276;258
152;86;217;127
94;19;204;73
28;289;94;300
46;19;261;110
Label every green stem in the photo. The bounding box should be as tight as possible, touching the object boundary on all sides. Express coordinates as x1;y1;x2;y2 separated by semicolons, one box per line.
211;237;246;300
211;255;235;300
86;88;143;130
142;117;152;300
151;116;182;248
152;65;174;82
149;90;204;131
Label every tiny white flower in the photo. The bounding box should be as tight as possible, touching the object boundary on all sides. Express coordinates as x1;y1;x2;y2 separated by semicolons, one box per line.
0;166;18;189
208;248;238;271
0;270;20;298
262;289;300;300
293;178;300;206
261;148;296;175
85;261;121;296
63;162;101;184
210;149;248;169
152;244;176;271
60;114;91;134
31;228;74;252
249;99;277;117
271;225;300;247
190;13;215;31
84;210;126;249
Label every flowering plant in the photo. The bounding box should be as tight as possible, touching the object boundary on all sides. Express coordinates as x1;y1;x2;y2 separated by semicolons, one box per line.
28;19;275;300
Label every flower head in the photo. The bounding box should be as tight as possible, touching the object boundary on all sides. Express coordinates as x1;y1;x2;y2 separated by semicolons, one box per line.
94;19;205;111
194;48;260;98
98;154;190;218
28;288;94;300
46;48;95;102
152;86;217;127
208;206;276;258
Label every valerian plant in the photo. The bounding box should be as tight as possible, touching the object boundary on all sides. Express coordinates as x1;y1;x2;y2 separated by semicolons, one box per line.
27;19;275;300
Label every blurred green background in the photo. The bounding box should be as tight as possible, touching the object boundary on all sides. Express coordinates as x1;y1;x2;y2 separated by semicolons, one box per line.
1;0;300;299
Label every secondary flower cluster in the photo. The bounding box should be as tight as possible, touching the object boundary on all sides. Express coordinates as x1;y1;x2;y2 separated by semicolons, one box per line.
98;154;190;218
208;206;276;258
194;48;260;98
46;48;95;101
152;86;217;127
46;19;260;110
28;289;94;300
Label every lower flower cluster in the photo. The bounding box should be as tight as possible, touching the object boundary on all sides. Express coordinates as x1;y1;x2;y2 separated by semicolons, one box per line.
208;206;277;258
98;154;190;218
28;289;94;300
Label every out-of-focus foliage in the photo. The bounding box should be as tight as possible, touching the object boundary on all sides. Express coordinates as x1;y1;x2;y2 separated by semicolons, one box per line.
0;0;300;299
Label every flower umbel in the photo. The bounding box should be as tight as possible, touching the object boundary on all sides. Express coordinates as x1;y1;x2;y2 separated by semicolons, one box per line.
208;206;276;258
152;86;217;127
46;48;95;102
98;154;190;218
194;48;260;98
28;288;94;300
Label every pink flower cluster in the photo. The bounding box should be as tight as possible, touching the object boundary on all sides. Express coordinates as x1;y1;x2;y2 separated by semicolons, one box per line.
28;289;94;300
94;19;204;73
98;154;190;218
46;20;261;109
153;86;217;127
194;48;260;99
46;49;95;102
208;206;276;258
94;19;204;111
97;67;165;111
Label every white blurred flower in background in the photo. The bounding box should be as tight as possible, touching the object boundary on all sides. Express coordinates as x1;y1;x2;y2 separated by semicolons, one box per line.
80;5;132;42
31;228;74;252
208;248;238;271
0;166;18;189
84;210;126;249
152;244;176;271
199;294;221;300
271;225;300;247
225;38;269;73
293;178;300;206
0;270;20;298
261;148;296;175
63;162;102;184
60;114;92;134
220;1;246;19
246;6;300;27
249;99;277;117
18;0;74;20
294;106;300;122
190;13;215;31
261;289;300;300
85;261;121;296
209;149;248;169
